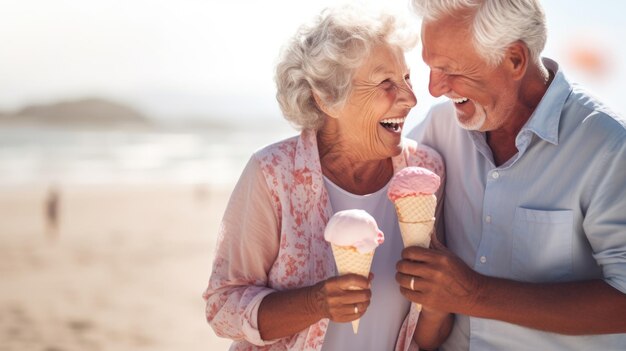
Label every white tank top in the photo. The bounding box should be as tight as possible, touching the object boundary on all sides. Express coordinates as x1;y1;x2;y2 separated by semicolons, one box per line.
321;177;410;351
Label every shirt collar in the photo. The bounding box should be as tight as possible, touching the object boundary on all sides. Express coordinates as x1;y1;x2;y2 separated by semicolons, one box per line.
521;58;573;145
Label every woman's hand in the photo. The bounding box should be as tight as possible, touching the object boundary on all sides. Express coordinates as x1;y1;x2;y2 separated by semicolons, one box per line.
310;273;373;323
258;273;373;340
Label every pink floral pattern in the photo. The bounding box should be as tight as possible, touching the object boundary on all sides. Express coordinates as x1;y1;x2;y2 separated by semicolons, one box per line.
203;129;444;350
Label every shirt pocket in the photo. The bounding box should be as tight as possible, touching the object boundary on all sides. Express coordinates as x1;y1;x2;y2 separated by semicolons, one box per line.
511;208;573;282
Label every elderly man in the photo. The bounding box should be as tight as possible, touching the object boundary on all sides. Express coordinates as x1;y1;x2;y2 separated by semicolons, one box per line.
400;0;626;349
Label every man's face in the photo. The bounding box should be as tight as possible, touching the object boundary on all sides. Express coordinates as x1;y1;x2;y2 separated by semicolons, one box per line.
421;15;517;132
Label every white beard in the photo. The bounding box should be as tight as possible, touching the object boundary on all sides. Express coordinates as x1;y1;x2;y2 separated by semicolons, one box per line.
456;103;487;131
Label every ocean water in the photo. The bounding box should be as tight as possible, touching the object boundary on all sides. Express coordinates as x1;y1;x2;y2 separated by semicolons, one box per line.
0;124;296;186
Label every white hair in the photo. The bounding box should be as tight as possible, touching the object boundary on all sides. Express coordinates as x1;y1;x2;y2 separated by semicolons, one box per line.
275;5;418;131
411;0;547;66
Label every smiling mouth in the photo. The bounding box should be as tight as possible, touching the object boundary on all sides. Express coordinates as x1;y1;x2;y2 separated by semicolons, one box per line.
380;117;405;132
451;97;469;105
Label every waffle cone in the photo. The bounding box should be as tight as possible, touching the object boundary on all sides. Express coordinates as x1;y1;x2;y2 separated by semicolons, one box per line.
331;244;374;277
393;195;437;313
330;244;374;334
398;220;435;248
352;318;360;334
393;194;436;248
393;195;436;223
399;222;432;311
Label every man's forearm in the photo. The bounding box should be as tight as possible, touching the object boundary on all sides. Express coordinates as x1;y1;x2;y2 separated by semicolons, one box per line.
413;308;453;349
469;277;626;335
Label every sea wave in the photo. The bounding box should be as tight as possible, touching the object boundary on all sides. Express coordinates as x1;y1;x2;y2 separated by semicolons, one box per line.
0;124;296;186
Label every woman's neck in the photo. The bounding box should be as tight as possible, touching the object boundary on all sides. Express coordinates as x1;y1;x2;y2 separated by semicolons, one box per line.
317;130;393;195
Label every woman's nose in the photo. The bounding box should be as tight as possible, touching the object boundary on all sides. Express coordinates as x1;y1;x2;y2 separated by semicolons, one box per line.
398;82;417;109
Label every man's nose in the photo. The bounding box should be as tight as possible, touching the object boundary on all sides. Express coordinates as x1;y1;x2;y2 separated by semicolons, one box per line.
428;70;450;97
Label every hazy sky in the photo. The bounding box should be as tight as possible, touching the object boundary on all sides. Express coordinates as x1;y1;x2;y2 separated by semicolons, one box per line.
2;0;625;129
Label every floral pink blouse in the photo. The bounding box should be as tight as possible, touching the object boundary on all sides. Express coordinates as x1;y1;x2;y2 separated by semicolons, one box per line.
203;129;444;350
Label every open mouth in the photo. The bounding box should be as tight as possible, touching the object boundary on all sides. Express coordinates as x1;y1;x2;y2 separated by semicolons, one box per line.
379;117;405;133
451;97;469;105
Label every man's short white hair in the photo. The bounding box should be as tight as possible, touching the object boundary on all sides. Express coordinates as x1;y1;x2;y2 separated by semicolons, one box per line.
275;5;418;131
411;0;547;67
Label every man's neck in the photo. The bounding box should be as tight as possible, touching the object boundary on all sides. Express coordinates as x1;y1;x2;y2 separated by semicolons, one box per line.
486;60;554;166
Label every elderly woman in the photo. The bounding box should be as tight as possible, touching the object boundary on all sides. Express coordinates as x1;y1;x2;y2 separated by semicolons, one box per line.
203;6;451;351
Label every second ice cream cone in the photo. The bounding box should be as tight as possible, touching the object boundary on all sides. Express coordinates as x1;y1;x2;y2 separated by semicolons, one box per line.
388;167;442;313
397;218;434;313
398;219;435;248
393;195;436;222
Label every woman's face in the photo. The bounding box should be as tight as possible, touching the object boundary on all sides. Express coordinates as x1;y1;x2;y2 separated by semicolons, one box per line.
332;43;417;160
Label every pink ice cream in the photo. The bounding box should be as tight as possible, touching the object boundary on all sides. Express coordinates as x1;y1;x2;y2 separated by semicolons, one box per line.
324;209;384;254
387;167;441;201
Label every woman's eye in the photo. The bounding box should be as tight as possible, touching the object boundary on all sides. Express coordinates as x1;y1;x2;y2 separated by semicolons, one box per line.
380;79;394;89
405;74;413;88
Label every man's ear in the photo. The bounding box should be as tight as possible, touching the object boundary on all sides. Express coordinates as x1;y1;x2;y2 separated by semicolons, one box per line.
506;41;529;80
312;90;339;118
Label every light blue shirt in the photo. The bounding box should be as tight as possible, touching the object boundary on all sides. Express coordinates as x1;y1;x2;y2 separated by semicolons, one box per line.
321;177;410;351
409;58;626;350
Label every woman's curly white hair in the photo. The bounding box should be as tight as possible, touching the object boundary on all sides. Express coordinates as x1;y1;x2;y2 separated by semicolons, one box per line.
275;5;418;131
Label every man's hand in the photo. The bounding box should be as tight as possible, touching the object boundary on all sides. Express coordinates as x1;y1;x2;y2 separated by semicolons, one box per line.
396;236;484;314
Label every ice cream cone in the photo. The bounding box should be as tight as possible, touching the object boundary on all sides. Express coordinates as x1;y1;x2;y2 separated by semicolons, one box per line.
388;168;441;313
393;194;436;248
394;197;436;313
398;220;435;247
330;244;374;334
395;195;437;312
393;194;436;222
324;209;383;334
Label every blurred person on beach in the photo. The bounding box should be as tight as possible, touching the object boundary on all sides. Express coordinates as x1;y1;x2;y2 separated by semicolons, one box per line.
203;5;452;350
44;185;60;241
400;0;626;349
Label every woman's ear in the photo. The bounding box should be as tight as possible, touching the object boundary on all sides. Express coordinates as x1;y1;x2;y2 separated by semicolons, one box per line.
312;90;339;118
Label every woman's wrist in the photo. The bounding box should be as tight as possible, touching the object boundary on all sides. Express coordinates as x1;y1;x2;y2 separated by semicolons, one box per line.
304;281;327;320
258;283;329;340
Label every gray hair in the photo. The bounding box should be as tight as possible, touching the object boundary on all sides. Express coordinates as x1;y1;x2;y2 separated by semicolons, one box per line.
275;5;418;131
411;0;547;67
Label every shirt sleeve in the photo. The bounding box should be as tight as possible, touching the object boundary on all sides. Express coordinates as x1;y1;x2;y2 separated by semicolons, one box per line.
584;134;626;293
203;154;281;346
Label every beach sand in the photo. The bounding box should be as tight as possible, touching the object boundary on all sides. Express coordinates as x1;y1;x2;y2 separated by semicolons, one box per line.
0;183;234;350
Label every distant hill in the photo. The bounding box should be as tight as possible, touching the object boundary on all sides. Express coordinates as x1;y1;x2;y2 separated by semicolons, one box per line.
0;98;151;128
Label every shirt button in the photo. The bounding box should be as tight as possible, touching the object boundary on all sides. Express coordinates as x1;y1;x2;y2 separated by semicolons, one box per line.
485;215;492;223
480;256;487;264
491;171;500;179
